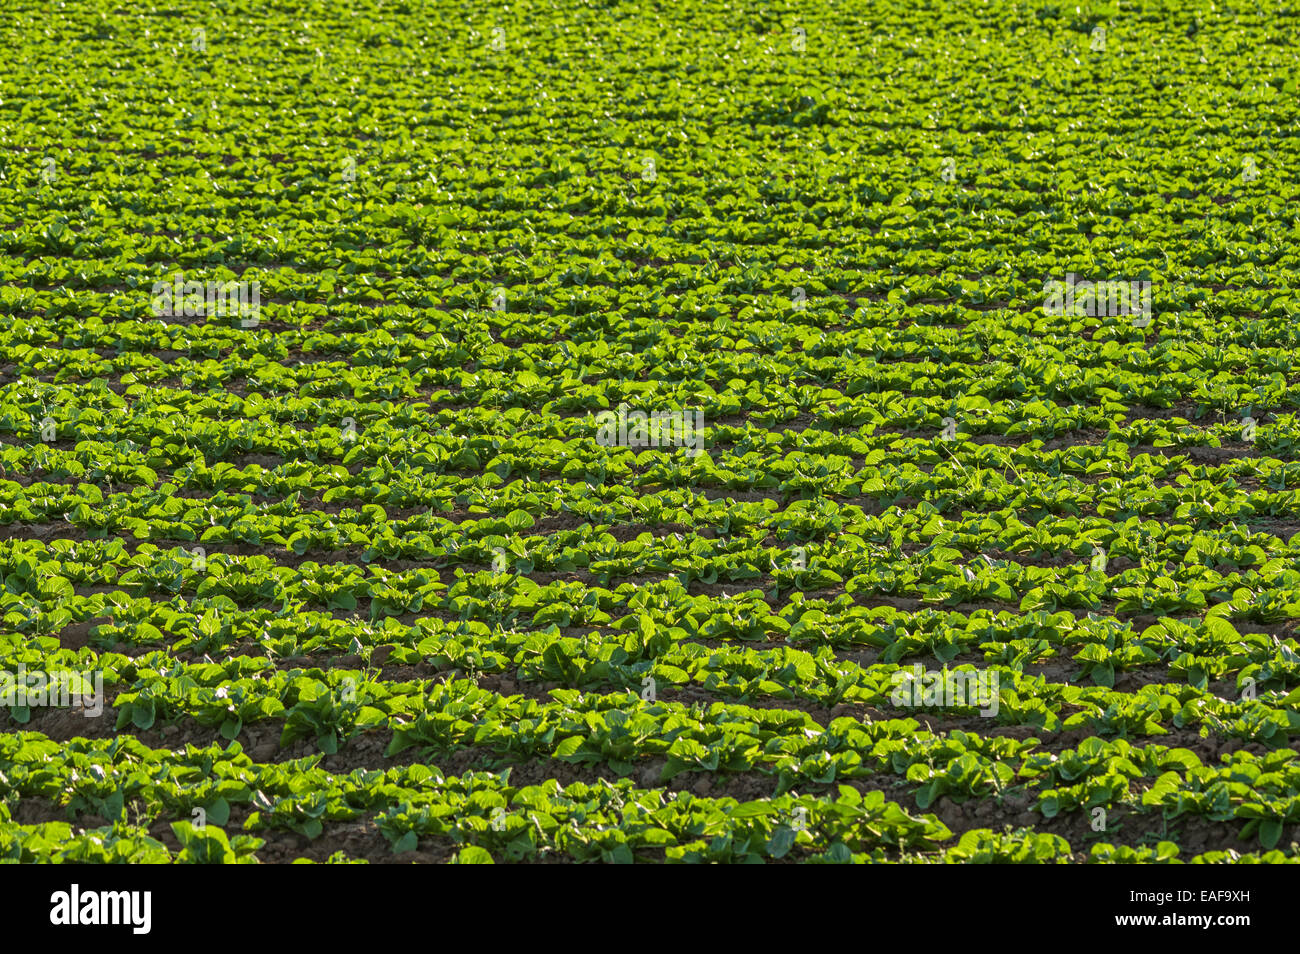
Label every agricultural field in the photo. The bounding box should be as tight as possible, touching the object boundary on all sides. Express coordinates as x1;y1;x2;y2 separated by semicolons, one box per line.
1;0;1299;867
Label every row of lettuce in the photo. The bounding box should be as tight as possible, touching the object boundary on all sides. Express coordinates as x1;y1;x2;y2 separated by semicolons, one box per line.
4;658;1299;852
2;731;1297;863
